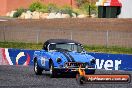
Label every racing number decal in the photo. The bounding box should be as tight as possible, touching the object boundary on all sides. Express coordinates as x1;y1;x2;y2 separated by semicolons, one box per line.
41;57;46;66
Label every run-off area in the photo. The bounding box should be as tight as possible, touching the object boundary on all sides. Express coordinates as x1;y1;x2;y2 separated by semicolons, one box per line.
0;65;132;88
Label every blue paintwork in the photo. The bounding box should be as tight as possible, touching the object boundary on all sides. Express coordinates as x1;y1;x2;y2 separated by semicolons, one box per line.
34;50;95;71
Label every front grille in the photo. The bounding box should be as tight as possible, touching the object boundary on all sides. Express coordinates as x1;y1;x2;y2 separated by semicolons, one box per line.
64;62;86;68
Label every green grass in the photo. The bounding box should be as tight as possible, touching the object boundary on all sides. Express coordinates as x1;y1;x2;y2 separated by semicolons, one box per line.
84;45;132;54
0;42;42;50
0;41;132;54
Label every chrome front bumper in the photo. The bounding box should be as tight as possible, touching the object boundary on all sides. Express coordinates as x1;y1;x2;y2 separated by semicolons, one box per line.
54;67;96;72
54;62;96;72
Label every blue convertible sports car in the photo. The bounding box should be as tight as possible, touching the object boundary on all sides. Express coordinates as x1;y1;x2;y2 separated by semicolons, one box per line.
33;39;96;77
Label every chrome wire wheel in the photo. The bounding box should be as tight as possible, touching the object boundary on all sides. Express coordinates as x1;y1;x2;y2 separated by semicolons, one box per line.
34;61;38;73
49;62;57;78
50;64;53;75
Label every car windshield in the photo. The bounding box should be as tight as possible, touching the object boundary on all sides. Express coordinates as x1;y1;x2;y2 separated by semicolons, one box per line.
49;43;83;53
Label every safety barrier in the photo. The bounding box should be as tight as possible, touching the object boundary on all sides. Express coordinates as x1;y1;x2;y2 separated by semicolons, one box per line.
0;48;35;66
88;53;132;71
0;48;2;64
0;48;132;71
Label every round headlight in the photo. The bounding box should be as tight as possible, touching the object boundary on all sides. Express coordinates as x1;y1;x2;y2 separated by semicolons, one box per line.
90;58;96;64
56;57;62;63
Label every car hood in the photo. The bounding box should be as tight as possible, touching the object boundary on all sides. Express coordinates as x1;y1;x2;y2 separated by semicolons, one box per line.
50;51;94;63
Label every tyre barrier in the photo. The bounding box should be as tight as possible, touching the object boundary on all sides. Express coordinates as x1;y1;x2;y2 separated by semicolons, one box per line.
0;48;132;71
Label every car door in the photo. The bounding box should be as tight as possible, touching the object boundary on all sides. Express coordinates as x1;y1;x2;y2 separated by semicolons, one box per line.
40;50;49;70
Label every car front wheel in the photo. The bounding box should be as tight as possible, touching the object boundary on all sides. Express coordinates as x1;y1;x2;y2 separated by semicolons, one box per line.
49;61;57;78
85;69;95;74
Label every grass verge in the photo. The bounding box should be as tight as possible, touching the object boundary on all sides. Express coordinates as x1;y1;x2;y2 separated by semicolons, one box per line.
84;45;132;54
0;41;132;54
0;42;42;50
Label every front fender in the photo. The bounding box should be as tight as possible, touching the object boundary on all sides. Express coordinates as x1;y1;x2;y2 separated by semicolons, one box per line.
50;55;60;67
39;51;63;70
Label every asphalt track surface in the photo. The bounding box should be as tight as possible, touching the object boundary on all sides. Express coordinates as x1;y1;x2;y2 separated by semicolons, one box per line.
0;65;132;88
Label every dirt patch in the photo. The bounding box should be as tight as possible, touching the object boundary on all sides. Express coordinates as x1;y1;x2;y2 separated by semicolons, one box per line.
0;18;132;32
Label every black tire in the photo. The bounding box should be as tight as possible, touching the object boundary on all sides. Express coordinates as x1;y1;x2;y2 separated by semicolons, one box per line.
34;60;43;75
49;61;57;78
91;70;95;74
85;69;95;74
76;74;85;85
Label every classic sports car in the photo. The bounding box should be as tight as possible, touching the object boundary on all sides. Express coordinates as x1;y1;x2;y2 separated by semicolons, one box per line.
33;39;96;77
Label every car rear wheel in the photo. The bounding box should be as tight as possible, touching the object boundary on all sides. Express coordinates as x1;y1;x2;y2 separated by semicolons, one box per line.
34;60;43;75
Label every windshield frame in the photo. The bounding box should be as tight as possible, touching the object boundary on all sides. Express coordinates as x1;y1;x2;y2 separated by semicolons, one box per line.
47;43;84;52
